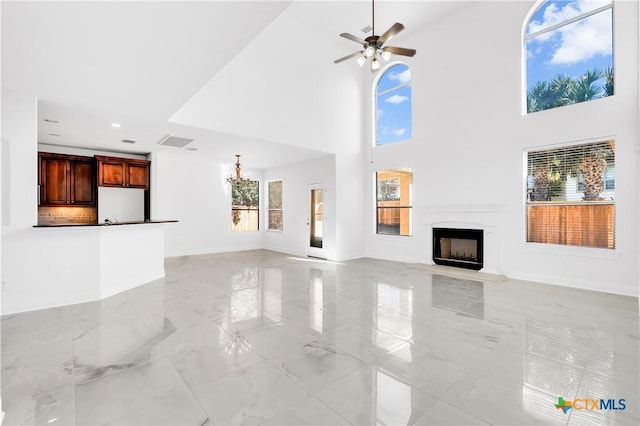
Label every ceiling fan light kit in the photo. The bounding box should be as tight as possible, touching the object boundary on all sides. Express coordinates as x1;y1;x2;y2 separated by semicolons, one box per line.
334;0;416;71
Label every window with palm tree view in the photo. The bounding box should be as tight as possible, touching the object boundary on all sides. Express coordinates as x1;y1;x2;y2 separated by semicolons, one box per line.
525;0;613;113
376;168;412;236
231;180;259;232
526;140;615;248
376;63;412;145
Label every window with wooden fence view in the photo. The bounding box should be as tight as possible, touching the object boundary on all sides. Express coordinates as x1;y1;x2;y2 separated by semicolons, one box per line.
268;180;283;231
231;179;259;232
526;140;614;248
376;168;412;236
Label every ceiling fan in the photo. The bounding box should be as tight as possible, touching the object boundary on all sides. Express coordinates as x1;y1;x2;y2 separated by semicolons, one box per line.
334;0;416;71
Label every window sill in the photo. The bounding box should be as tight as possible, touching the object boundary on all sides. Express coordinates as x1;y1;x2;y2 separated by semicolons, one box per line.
521;242;619;260
375;233;413;238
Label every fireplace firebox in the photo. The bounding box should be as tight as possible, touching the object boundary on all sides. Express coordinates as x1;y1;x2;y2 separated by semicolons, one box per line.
433;228;483;270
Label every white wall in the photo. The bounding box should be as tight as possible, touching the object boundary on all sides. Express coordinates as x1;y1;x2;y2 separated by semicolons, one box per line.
152;150;265;257
2;90;38;230
263;155;336;259
170;6;363;156
363;1;639;296
169;3;367;263
1;91;98;314
98;187;145;223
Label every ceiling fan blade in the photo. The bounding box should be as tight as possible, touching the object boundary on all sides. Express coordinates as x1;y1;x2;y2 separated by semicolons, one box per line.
378;22;405;44
340;32;367;46
384;46;417;57
334;50;364;64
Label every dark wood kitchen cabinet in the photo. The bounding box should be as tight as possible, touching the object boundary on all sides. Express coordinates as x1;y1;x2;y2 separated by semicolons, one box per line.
96;155;149;189
125;160;150;189
39;153;96;206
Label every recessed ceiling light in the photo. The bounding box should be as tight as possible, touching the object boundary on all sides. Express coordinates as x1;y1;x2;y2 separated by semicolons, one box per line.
49;133;61;137
44;119;59;123
111;122;121;128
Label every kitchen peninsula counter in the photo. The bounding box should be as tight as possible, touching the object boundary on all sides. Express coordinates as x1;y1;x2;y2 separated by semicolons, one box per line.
8;220;178;313
33;219;177;227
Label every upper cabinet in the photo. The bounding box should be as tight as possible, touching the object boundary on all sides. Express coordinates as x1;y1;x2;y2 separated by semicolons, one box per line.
96;155;150;189
39;152;96;206
126;160;150;189
96;156;126;187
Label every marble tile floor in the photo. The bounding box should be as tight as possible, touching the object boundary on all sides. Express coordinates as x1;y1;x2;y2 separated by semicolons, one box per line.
1;249;638;425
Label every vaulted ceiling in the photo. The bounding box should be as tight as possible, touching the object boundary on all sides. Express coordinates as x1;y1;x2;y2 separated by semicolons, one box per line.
2;1;466;168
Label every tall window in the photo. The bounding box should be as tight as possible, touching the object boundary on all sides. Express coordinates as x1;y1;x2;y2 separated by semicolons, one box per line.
524;0;613;113
231;180;259;232
376;168;412;236
268;180;283;231
375;63;412;145
526;140;615;248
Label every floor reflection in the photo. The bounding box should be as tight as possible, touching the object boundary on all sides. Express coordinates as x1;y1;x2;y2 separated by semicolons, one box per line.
2;251;637;426
223;330;252;363
263;267;283;318
309;268;324;333
523;319;618;424
431;274;484;318
230;267;261;322
376;368;413;425
375;282;413;343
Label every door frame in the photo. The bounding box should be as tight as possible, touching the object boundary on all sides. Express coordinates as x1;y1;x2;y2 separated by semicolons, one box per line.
307;183;327;259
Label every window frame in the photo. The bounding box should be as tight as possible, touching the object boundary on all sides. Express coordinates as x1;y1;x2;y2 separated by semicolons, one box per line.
522;0;615;114
373;62;413;146
267;179;283;232
230;179;260;232
524;139;615;250
375;168;413;237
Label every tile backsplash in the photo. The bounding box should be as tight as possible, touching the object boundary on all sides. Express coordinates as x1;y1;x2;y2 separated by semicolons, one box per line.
38;206;97;225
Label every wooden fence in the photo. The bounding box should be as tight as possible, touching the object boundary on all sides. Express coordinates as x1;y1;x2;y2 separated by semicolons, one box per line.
526;202;614;248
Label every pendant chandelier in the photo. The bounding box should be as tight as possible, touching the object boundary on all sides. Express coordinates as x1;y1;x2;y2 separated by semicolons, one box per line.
226;154;249;184
227;154;251;226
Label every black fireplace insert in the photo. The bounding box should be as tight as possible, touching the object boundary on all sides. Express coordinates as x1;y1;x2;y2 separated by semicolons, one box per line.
433;227;483;270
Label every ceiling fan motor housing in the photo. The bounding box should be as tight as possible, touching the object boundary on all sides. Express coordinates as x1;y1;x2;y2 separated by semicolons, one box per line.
364;36;381;57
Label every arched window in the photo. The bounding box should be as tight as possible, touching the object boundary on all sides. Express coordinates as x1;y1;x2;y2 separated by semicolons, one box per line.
524;0;613;113
375;63;412;145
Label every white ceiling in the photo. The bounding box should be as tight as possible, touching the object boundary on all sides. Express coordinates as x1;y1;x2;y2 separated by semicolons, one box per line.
2;1;466;169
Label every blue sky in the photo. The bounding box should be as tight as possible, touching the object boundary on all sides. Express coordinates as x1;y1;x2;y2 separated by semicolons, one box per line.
526;0;613;91
376;64;412;145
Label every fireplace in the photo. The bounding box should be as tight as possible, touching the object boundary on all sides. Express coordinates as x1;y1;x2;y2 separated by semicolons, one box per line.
433;227;483;270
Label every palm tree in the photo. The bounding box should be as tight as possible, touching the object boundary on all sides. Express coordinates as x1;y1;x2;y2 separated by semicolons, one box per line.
530;159;563;201
570;68;604;103
548;74;575;106
604;67;614;96
579;155;606;201
527;68;612;113
527;81;548;112
528;141;614;202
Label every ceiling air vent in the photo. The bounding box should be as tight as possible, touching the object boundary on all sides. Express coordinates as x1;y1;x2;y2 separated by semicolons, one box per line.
157;135;194;148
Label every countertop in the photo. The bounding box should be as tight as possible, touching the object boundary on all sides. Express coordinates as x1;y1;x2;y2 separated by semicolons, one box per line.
33;220;178;228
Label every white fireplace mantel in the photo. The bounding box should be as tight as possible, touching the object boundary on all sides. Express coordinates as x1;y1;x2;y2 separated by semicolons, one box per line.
419;203;505;275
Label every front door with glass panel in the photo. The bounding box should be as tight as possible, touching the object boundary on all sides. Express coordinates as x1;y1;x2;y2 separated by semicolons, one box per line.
308;184;326;258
